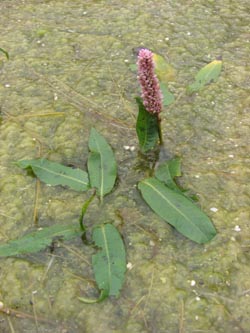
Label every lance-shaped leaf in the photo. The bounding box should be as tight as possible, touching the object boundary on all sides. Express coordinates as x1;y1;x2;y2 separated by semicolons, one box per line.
155;158;182;193
0;224;82;257
160;83;175;107
17;158;89;192
152;52;176;83
187;59;222;93
138;177;216;244
79;223;126;303
136;97;160;153
87;128;117;199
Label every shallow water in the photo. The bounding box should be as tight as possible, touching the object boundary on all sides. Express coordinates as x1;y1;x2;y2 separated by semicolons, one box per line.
0;0;250;332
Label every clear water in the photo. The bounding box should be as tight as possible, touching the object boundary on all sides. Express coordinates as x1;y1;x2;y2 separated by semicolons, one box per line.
0;1;250;332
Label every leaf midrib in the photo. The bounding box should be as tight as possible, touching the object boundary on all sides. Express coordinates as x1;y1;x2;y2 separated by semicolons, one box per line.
101;225;111;292
93;136;105;199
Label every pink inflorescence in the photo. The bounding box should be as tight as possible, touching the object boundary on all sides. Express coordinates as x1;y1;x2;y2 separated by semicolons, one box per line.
137;48;163;114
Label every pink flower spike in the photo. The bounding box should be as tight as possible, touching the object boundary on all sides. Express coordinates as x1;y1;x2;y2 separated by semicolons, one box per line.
137;49;163;114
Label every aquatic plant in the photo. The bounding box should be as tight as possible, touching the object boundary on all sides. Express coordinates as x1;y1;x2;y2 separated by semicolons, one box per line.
0;53;222;303
135;50;222;153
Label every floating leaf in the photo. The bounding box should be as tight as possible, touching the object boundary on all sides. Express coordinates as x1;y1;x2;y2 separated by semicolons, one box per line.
0;224;82;257
152;53;176;83
160;83;175;107
17;158;89;192
79;223;126;303
138;177;216;244
0;47;9;60
87;128;117;200
136;97;159;153
187;59;222;93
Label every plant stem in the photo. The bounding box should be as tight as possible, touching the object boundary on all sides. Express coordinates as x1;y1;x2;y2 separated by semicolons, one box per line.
157;114;163;145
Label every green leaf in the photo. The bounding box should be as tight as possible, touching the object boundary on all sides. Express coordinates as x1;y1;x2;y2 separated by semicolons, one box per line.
0;224;82;257
79;223;126;303
87;128;117;200
155;158;182;193
0;47;9;60
187;59;222;93
128;63;137;72
152;53;176;83
160;82;175;107
138;178;216;244
136;97;159;153
17;158;89;192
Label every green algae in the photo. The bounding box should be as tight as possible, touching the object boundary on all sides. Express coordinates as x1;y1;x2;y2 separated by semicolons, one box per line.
0;0;250;332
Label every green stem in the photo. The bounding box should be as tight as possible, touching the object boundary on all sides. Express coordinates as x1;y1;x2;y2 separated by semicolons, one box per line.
79;191;96;232
157;114;163;145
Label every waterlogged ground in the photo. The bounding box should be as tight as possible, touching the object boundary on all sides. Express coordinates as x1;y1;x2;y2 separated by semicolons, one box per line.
0;0;250;332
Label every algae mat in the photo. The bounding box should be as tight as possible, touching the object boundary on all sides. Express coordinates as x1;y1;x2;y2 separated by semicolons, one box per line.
0;1;250;332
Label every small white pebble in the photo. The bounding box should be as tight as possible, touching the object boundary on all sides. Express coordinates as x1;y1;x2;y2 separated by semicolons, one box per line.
0;301;4;309
195;315;199;320
187;31;191;36
210;207;218;212
126;262;133;270
32;290;38;294
231;236;236;241
233;225;241;232
124;59;129;63
196;296;201;301
123;145;130;151
228;154;234;158
149;240;155;247
5;84;10;88
191;280;196;286
54;93;58;101
195;175;200;179
130;146;135;152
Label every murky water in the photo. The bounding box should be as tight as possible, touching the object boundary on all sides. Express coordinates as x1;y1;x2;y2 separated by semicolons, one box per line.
0;1;250;332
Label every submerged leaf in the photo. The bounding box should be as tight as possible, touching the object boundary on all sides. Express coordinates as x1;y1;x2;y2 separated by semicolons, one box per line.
136;97;159;153
187;59;222;93
159;83;175;107
79;223;126;303
138;177;216;244
0;224;82;257
17;158;89;192
87;128;117;200
152;53;176;83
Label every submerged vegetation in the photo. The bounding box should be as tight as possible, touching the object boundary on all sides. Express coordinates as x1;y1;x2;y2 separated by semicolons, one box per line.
0;49;222;302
